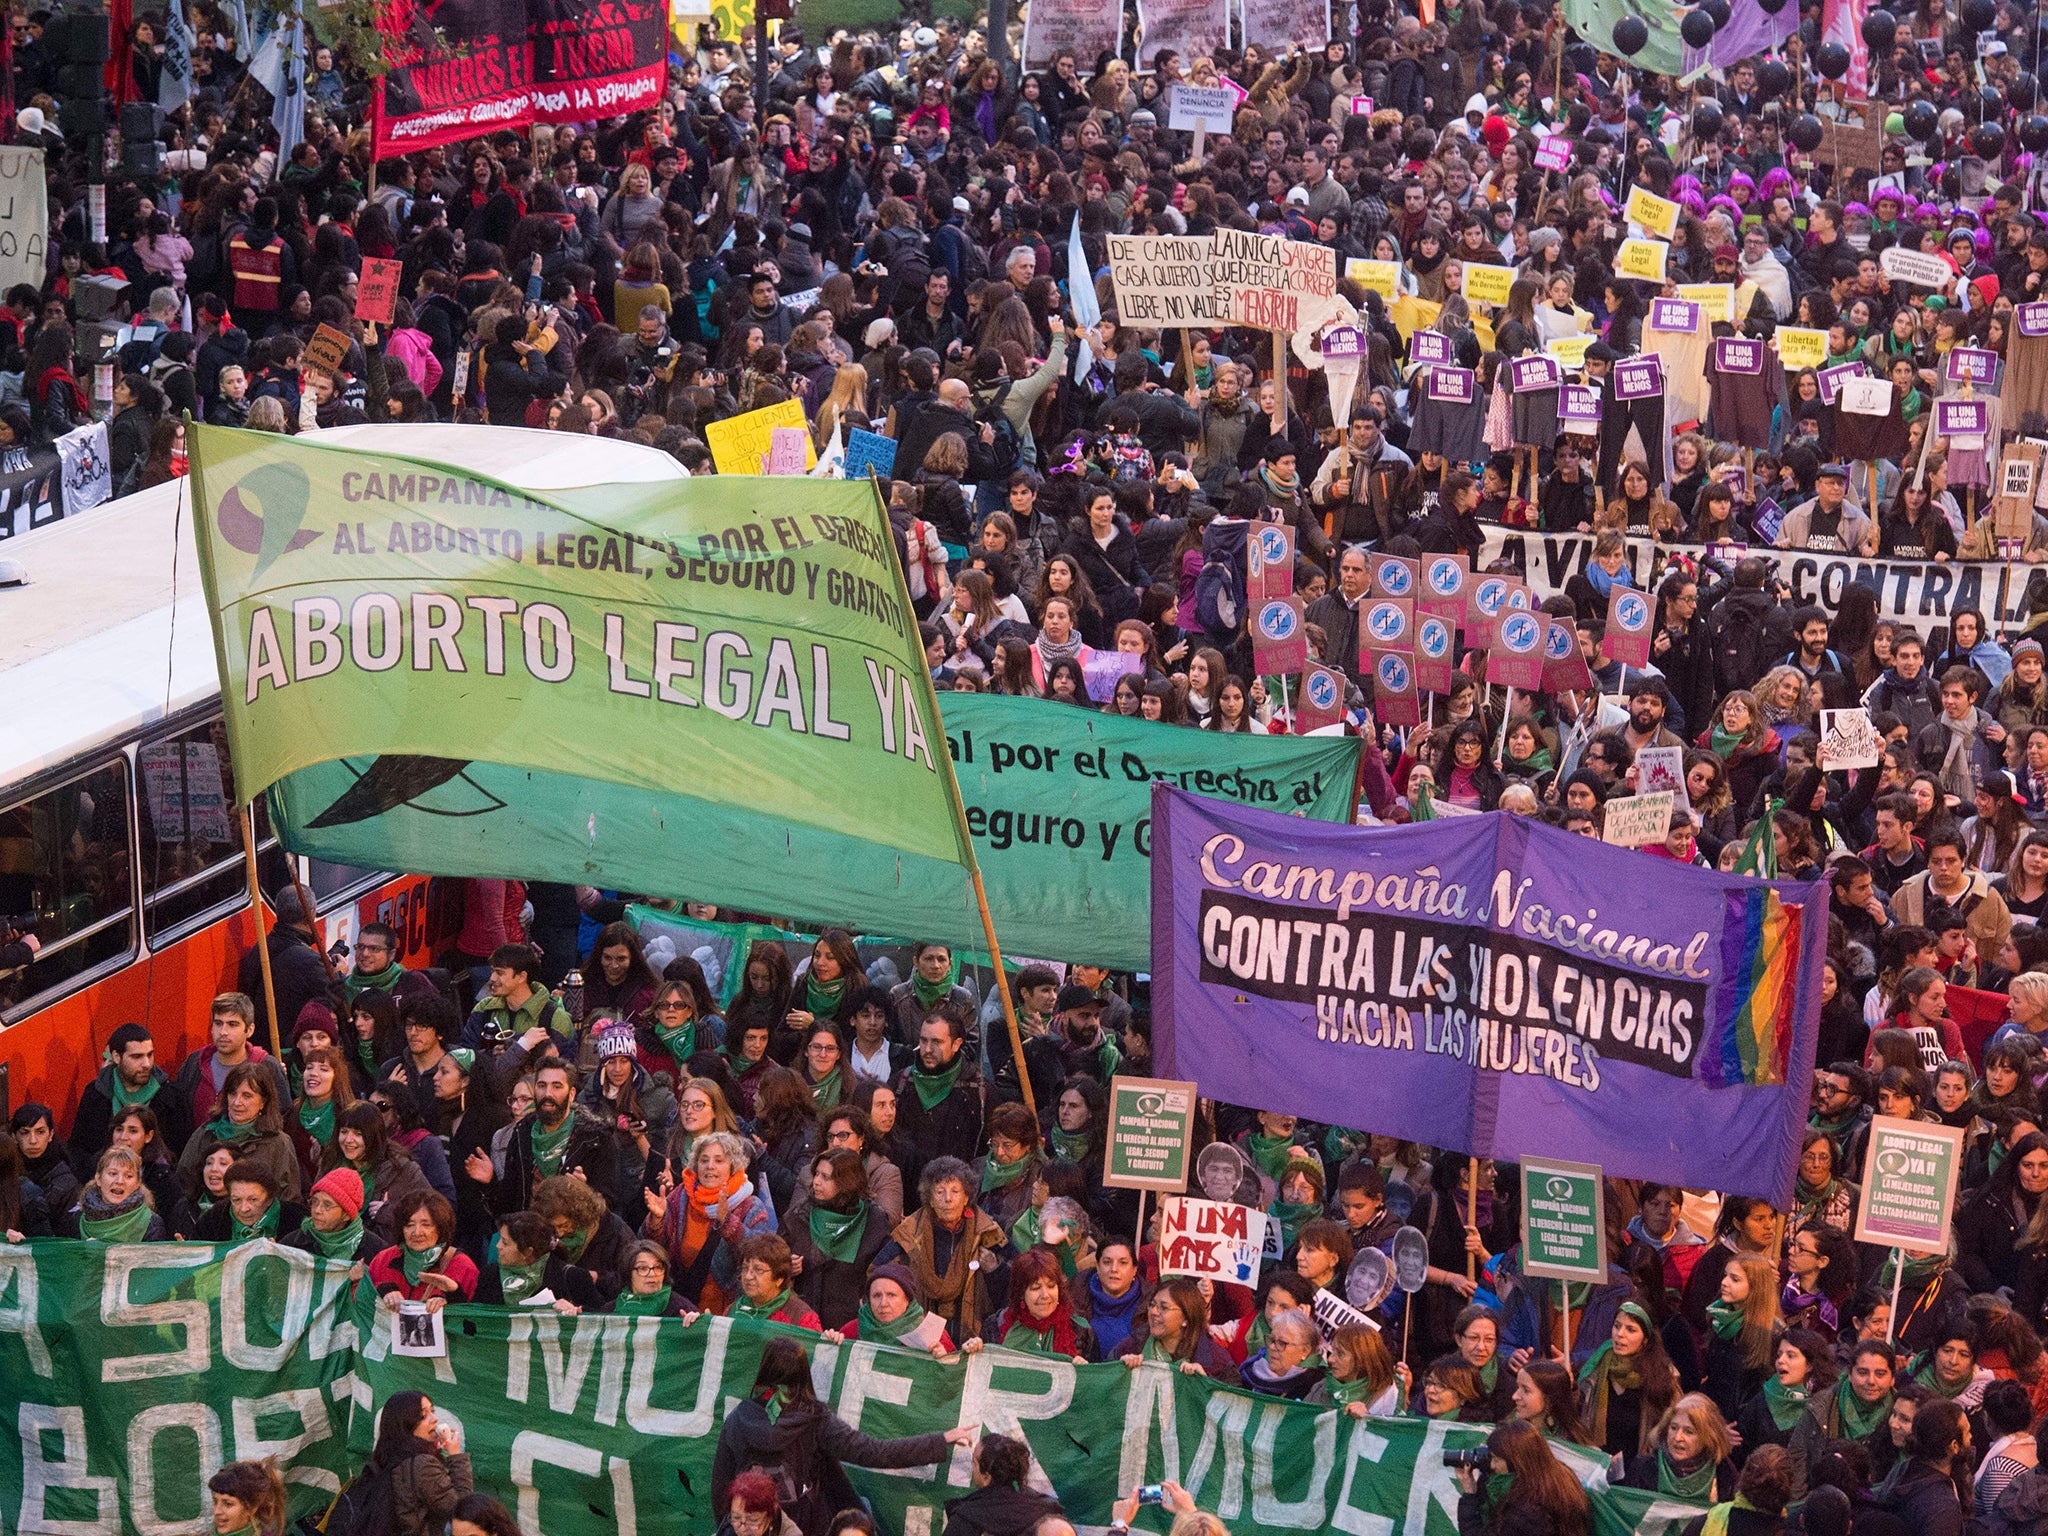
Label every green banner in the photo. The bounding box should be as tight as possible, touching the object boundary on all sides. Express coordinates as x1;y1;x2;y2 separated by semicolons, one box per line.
0;1242;1701;1536
1561;0;1685;75
940;696;1362;971
187;423;979;942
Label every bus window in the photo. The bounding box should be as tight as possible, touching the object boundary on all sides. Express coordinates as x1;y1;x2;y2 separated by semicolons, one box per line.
0;761;136;1017
137;721;270;938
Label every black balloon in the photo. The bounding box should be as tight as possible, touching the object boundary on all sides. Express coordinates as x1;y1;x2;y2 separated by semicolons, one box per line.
1757;0;1787;13
1693;100;1724;138
1861;6;1896;49
1902;98;1939;139
2015;72;2039;105
1701;0;1730;26
1962;0;1996;29
1971;121;2007;157
1756;58;1791;96
1978;85;2005;119
1788;112;1825;151
1681;8;1716;46
1613;14;1649;53
1814;40;1850;77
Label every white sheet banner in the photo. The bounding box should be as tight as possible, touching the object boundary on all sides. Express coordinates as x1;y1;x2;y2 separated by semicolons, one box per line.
55;422;112;515
0;146;49;295
1022;0;1123;71
1243;0;1331;50
1138;0;1231;71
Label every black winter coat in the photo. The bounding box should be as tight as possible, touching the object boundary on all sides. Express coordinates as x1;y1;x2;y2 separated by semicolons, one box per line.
711;1397;951;1536
236;927;332;1051
940;1485;1066;1536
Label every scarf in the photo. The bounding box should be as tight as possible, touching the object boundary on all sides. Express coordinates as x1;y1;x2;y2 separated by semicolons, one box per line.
999;1295;1080;1356
1268;1198;1321;1254
614;1286;672;1316
499;1258;549;1303
101;1064;162;1111
529;1113;574;1178
78;1188;152;1243
1709;723;1749;759
1258;462;1301;499
896;1207;1000;1332
732;1285;795;1324
1913;1353;1976;1399
1761;1373;1810;1431
908;1056;964;1111
231;1200;282;1242
305;1215;363;1262
1584;560;1632;598
557;1223;595;1263
1475;1355;1500;1395
298;1097;335;1147
1657;1450;1719;1502
1036;629;1084;668
808;1200;870;1262
807;1065;845;1113
758;1386;790;1423
400;1243;444;1287
1142;1335;1182;1365
1705;1299;1745;1341
804;973;848;1018
1579;1302;1656;1447
345;960;408;1002
1793;1177;1842;1226
1834;1376;1894;1440
857;1296;932;1342
356;1036;379;1077
1244;1132;1296;1182
653;1018;696;1065
1781;1279;1839;1336
910;959;958;1010
1049;1127;1093;1163
209;1113;261;1145
1329;1372;1379;1407
981;1150;1036;1191
1876;1248;1946;1293
350;1161;378;1207
671;1170;749;1273
1937;710;1982;807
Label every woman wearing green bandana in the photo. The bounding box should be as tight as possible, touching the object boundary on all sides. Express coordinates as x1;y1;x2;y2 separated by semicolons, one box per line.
1307;1322;1408;1418
1449;1420;1591;1536
174;1063;303;1207
783;1149;884;1330
639;977;726;1079
284;1167;372;1270
1047;1079;1104;1171
1237;1111;1302;1190
1735;1330;1826;1459
839;1264;954;1353
728;1232;823;1331
721;1022;775;1117
973;1103;1043;1232
349;993;400;1089
1120;1276;1232;1378
64;1147;164;1241
1787;1340;1898;1501
797;1024;849;1116
1578;1302;1681;1456
1268;1155;1327;1259
206;1459;287;1536
192;1160;304;1245
1618;1391;1737;1505
781;930;862;1050
1909;1328;1989;1410
293;1046;351;1159
318;1102;434;1248
887;943;975;1041
1701;1256;1779;1426
478;1211;601;1312
607;1239;688;1318
371;1190;478;1310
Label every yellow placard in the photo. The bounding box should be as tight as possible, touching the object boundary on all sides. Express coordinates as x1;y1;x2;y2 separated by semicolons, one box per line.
1462;263;1514;307
1473;313;1496;353
1626;186;1680;239
1545;335;1593;370
1345;258;1401;298
704;397;815;476
1388;292;1442;340
1677;284;1734;323
1776;327;1829;370
1614;238;1670;284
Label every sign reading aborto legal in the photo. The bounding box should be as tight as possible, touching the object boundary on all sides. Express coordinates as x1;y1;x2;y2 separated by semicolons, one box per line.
1854;1115;1964;1254
1519;1156;1607;1283
1104;1074;1199;1191
187;421;984;944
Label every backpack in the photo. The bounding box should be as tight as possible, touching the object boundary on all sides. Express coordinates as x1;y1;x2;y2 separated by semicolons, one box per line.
1105;432;1153;484
1193;518;1250;642
319;1463;400;1536
973;382;1022;479
1707;597;1778;698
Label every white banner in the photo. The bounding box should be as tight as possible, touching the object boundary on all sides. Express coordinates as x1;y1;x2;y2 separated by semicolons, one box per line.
0;147;49;296
1022;0;1123;71
1243;0;1330;50
1105;234;1222;326
1880;245;1954;289
55;422;112;516
1211;228;1339;333
1139;0;1231;74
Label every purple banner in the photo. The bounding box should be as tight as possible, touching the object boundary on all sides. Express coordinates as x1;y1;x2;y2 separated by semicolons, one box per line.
1149;789;1829;1203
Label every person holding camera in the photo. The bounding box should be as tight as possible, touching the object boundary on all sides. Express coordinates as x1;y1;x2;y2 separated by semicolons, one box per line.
359;1390;473;1536
1450;1420;1591;1536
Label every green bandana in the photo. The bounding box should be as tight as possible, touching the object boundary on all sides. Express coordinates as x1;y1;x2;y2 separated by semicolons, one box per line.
910;961;958;1011
1268;1198;1321;1254
231;1200;282;1242
1835;1377;1894;1441
1001;1321;1060;1354
808;1065;845;1113
804;973;849;1018
401;1243;445;1287
557;1224;594;1263
209;1114;261;1145
1142;1335;1178;1364
346;960;409;1002
1709;724;1747;759
529;1113;574;1178
1913;1354;1976;1399
1656;1450;1719;1502
1329;1373;1378;1407
447;1049;474;1076
1482;1473;1514;1514
106;1067;162;1111
1705;1299;1745;1342
79;1199;152;1243
350;1162;378;1207
305;1215;364;1262
981;1151;1036;1191
1246;1312;1271;1356
759;1386;791;1423
1875;1248;1945;1292
1476;1355;1500;1395
1324;1126;1370;1163
217;1521;256;1536
1809;1105;1861;1140
357;1037;379;1077
724;1036;763;1074
654;1019;696;1065
298;1097;335;1147
808;1200;870;1262
1049;1128;1094;1163
1010;1205;1043;1252
1245;1132;1295;1182
908;1056;964;1111
857;1297;930;1342
1761;1374;1809;1431
734;1286;795;1324
499;1258;548;1304
614;1286;671;1317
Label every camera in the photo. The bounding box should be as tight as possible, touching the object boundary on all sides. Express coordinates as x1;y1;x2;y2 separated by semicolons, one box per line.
1136;1487;1165;1507
1443;1447;1492;1471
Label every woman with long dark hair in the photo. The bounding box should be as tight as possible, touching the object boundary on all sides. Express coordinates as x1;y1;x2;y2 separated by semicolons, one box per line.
1452;1419;1591;1536
783;1148;886;1330
1576;1303;1679;1456
727;943;795;1062
365;1390;474;1536
582;922;661;1024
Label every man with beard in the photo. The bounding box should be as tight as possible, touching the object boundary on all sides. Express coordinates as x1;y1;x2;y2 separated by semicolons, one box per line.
72;1023;193;1178
1021;987;1123;1103
893;1013;985;1189
475;1059;620;1215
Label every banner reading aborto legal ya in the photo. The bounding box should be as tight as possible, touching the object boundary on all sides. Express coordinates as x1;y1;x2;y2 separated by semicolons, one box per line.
0;1240;1701;1536
1150;788;1828;1205
185;422;982;943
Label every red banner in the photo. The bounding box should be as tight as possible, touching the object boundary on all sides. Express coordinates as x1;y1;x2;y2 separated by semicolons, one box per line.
373;0;667;155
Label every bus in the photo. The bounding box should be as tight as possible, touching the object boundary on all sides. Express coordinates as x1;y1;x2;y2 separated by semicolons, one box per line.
0;423;689;1123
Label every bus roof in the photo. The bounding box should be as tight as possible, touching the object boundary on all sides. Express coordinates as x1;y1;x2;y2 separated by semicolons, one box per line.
0;425;689;795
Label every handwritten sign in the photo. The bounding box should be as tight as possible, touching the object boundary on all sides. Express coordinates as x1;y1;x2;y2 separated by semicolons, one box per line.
704;397;815;476
1410;330;1454;366
1106;234;1221;326
842;427;897;481
1427;366;1476;404
1637;745;1686;800
356;257;403;324
1778;327;1829;369
1344;259;1400;298
1819;707;1883;769
1461;264;1513;307
1509;355;1561;393
1545;335;1592;370
1601;791;1676;848
1647;298;1701;334
1625;185;1680;239
1159;1196;1267;1285
1614;238;1670;283
765;426;810;476
1713;337;1765;375
1613;356;1664;401
303;322;351;376
1213;228;1336;332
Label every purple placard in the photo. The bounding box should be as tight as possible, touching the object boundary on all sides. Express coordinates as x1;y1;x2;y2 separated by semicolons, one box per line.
1148;788;1829;1206
1936;399;1990;438
1535;136;1572;172
1945;346;1998;386
1559;384;1603;427
1321;326;1366;360
1648;298;1701;334
1613;357;1665;400
2020;303;2048;339
1713;337;1764;376
1427;366;1476;404
1817;362;1862;405
1251;595;1308;677
1604;584;1655;667
1509;355;1561;393
1410;330;1455;366
1418;552;1469;620
1415;613;1456;693
1083;650;1144;703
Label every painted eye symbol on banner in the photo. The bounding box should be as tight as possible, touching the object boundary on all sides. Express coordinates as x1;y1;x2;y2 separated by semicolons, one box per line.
1500;613;1542;653
1476;579;1507;614
1366;604;1407;642
1306;671;1340;710
1615;593;1651;631
1376;562;1414;595
1428;559;1461;594
1419;619;1451;658
1256;528;1289;564
1376;653;1412;691
1544;624;1575;660
1258;601;1299;640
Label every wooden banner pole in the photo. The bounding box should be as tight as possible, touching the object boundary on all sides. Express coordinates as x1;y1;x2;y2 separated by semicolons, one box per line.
239;805;284;1061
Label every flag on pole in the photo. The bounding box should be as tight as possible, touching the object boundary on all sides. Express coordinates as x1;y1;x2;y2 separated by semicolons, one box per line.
1732;798;1782;879
158;0;194;112
267;3;306;170
1068;213;1097;382
220;0;254;60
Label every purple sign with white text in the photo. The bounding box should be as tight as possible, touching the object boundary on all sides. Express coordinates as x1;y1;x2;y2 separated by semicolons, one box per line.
1149;789;1828;1204
1945;346;1998;386
2020;303;2048;339
1411;330;1454;366
1535;136;1572;172
1560;385;1603;427
1713;337;1764;375
1613;357;1664;400
1510;355;1561;393
1818;362;1862;405
1427;366;1476;404
1648;298;1701;334
1936;399;1990;439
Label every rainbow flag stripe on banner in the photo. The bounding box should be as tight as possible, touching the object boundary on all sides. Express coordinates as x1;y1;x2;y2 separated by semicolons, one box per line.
1704;887;1802;1087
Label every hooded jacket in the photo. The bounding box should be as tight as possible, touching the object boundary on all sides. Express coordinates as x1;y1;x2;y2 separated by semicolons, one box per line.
711;1397;951;1536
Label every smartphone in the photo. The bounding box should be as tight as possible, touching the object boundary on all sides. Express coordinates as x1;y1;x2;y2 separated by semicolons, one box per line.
1138;1488;1165;1508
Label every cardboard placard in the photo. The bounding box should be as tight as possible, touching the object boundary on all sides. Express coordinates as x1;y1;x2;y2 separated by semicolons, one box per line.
1676;284;1735;323
1519;1157;1608;1283
1466;573;1513;648
304;322;351;376
1777;327;1829;369
1819;707;1883;769
1103;1075;1199;1192
1320;326;1367;360
1839;377;1894;417
1879;244;1955;289
1296;664;1348;732
1159;1196;1267;1284
1647;298;1701;334
1546;335;1593;370
1817;362;1864;405
1636;745;1686;800
1999;447;2040;541
1168;83;1236;132
1369;552;1420;601
1946;346;1999;386
1410;330;1455;366
764;426;810;475
1535;136;1572;172
1820;118;1885;171
1603;584;1655;666
1212;228;1337;332
1343;261;1400;299
1489;607;1547;690
1426;366;1476;404
1248;522;1297;604
705;398;817;475
1370;649;1419;725
1936;399;1990;440
2017;302;2048;339
1601;792;1676;849
1106;234;1223;327
1853;1116;1964;1255
1626;186;1679;239
1542;617;1593;693
1361;594;1414;652
1415;613;1456;693
1252;595;1309;676
1418;552;1469;619
356;257;403;325
1559;385;1603;429
842;428;898;481
1614;238;1670;283
1461;263;1514;307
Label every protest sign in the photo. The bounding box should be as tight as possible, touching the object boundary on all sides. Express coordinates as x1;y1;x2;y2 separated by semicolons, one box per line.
138;739;237;845
1777;327;1829;369
54;422;112;516
1816;361;1863;405
1677;284;1735;323
1879;245;1956;288
1166;81;1236;132
1247;522;1295;603
1546;335;1593;370
1160;1196;1268;1283
1489;608;1547;690
1082;651;1144;704
1022;0;1122;69
1637;746;1686;800
1252;594;1309;675
1371;651;1420;726
1559;385;1603;430
1613;357;1664;401
1819;707;1883;769
1362;595;1415;657
0;148;49;296
764;426;810;475
1946;346;1999;387
1242;0;1330;50
2019;302;2048;338
1296;663;1348;732
1427;366;1476;403
1713;337;1765;375
1614;238;1670;283
1461;264;1514;307
1509;356;1561;393
1625;185;1680;238
1854;1116;1965;1253
1212;229;1337;332
1410;330;1455;366
356;256;403;324
303;323;351;375
1535;135;1572;171
1140;3;1230;81
1345;260;1401;299
1519;1157;1608;1282
1105;234;1221;326
1415;614;1456;693
842;427;897;481
1542;617;1593;693
1839;377;1893;417
1647;298;1700;334
1466;573;1513;647
1419;552;1469;619
1150;789;1828;1202
704;397;815;475
1936;400;1990;441
1320;326;1367;360
1603;585;1656;667
1601;791;1676;848
1104;1076;1199;1191
1371;552;1420;601
1311;1288;1381;1343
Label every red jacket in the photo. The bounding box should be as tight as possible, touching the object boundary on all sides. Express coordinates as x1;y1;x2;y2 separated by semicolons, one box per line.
369;1246;480;1303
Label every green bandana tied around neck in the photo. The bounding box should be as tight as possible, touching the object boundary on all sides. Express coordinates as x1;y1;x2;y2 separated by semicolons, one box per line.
107;1069;161;1111
1657;1450;1719;1502
1914;1354;1975;1399
808;1065;845;1113
1001;1321;1061;1354
401;1243;444;1287
1993;1138;2012;1179
217;1522;255;1536
80;1198;152;1243
1709;724;1747;759
759;1386;791;1423
1762;1374;1809;1431
1011;1205;1044;1252
858;1296;931;1342
305;1215;363;1262
1876;1248;1945;1292
357;1037;379;1077
231;1200;282;1242
529;1114;573;1178
614;1286;671;1316
1246;1312;1271;1356
209;1114;261;1145
1329;1372;1378;1407
1706;1298;1746;1342
804;973;848;1018
1142;1335;1177;1364
557;1224;595;1263
499;1258;549;1304
1324;1126;1370;1163
908;1056;964;1111
981;1151;1035;1191
1836;1377;1894;1440
910;960;958;1011
654;1018;696;1065
809;1200;870;1262
1268;1198;1321;1254
1049;1127;1093;1163
298;1098;335;1147
350;1162;378;1207
1476;1355;1500;1395
1482;1473;1514;1514
1245;1132;1295;1182
734;1286;795;1324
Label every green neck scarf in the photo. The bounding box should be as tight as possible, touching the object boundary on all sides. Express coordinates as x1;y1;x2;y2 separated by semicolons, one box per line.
857;1297;931;1342
1268;1198;1321;1254
809;1200;870;1262
1482;1473;1514;1515
1049;1127;1094;1163
1761;1374;1809;1431
347;960;408;999
1475;1355;1501;1395
499;1258;549;1304
80;1198;152;1243
614;1286;671;1317
1246;1312;1271;1356
350;1161;378;1207
725;1036;764;1074
1657;1449;1719;1502
1001;1321;1060;1353
804;973;849;1018
217;1521;256;1536
808;1065;845;1113
557;1224;595;1263
759;1386;791;1423
1876;1248;1945;1292
981;1151;1036;1191
910;961;958;1011
1329;1373;1378;1407
305;1215;363;1262
107;1069;162;1111
298;1097;335;1147
653;1018;696;1065
1835;1377;1894;1440
908;1056;964;1111
401;1243;444;1287
1709;723;1748;759
734;1285;795;1323
210;1114;261;1145
529;1113;574;1178
357;1036;379;1077
231;1200;282;1242
1142;1335;1180;1364
1010;1204;1043;1253
1244;1132;1296;1182
1705;1298;1746;1342
1810;1105;1861;1139
1914;1354;1975;1399
1324;1126;1370;1164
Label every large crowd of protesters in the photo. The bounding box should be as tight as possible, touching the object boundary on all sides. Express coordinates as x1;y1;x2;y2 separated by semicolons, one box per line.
23;0;2048;1532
